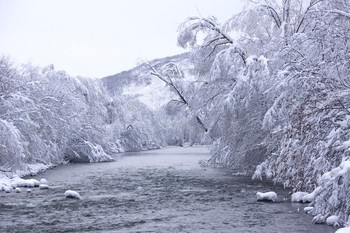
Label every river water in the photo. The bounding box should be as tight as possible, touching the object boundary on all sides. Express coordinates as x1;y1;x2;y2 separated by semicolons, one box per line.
0;147;336;233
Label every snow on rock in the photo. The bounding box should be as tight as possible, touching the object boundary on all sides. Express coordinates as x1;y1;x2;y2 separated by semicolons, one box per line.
15;188;21;193
4;186;11;193
39;184;49;189
26;189;32;193
0;174;45;192
64;190;81;199
10;177;40;188
312;214;326;224
291;192;309;203
303;206;314;213
25;180;35;187
336;227;350;233
256;191;278;202
40;178;48;184
28;179;40;187
301;189;319;203
326;215;340;226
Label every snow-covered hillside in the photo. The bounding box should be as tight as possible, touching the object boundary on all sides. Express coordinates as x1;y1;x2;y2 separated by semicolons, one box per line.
102;53;194;110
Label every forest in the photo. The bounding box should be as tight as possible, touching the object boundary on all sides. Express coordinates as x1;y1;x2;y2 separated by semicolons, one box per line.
1;0;350;229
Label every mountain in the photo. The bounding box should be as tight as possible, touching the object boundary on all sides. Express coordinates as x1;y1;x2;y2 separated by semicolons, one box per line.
102;53;192;110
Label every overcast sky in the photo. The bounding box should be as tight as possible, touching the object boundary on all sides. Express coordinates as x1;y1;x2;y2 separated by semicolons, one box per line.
0;0;244;78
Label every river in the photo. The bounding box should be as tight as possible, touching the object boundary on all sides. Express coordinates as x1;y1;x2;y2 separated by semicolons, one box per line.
0;146;336;233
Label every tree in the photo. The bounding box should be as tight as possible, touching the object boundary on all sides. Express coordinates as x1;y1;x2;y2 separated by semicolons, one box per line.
147;62;209;133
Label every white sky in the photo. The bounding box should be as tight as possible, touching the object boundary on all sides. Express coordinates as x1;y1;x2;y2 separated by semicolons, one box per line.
0;0;244;78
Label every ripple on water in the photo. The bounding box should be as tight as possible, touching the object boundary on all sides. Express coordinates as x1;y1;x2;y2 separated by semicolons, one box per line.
0;147;337;233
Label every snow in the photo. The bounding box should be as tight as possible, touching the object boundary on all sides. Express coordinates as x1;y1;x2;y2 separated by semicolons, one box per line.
84;141;114;163
40;178;48;184
307;160;350;225
26;189;32;193
312;214;326;224
303;206;313;213
39;184;49;189
4;186;11;193
336;227;350;233
64;190;81;199
256;191;278;202
331;9;350;18
15;187;21;193
10;177;40;188
343;140;350;148
123;78;173;110
28;179;40;187
326;215;340;226
301;188;319;203
291;192;309;203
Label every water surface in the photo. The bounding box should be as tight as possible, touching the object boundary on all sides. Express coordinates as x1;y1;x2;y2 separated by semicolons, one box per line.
0;147;336;233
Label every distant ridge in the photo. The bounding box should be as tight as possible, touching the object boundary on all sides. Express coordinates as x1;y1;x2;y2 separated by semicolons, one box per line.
102;52;190;96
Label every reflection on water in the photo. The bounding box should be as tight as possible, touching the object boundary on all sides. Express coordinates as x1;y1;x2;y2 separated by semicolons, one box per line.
0;147;336;233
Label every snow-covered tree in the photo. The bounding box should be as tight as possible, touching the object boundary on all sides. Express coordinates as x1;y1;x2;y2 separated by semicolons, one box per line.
176;11;273;171
0;59;171;174
176;0;350;225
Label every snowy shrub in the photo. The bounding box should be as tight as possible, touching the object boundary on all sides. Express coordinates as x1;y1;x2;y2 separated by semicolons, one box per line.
307;161;350;226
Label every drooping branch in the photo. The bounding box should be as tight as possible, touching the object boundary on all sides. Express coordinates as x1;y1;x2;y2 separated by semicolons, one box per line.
147;63;187;106
201;17;234;44
147;63;209;132
261;5;282;28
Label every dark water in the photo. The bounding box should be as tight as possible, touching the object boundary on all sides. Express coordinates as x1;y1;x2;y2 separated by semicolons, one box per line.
0;147;336;233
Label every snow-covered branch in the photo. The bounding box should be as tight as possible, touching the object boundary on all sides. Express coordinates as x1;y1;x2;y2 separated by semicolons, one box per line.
331;9;350;18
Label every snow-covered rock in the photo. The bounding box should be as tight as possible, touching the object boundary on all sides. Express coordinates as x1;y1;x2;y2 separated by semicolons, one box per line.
312;214;326;224
39;184;49;189
326;215;340;226
28;179;40;187
303;206;314;213
256;191;278;202
301;191;317;203
10;177;40;188
24;180;35;187
26;189;32;193
291;192;309;203
64;190;81;199
40;178;48;184
4;186;11;193
336;227;350;233
15;187;21;193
